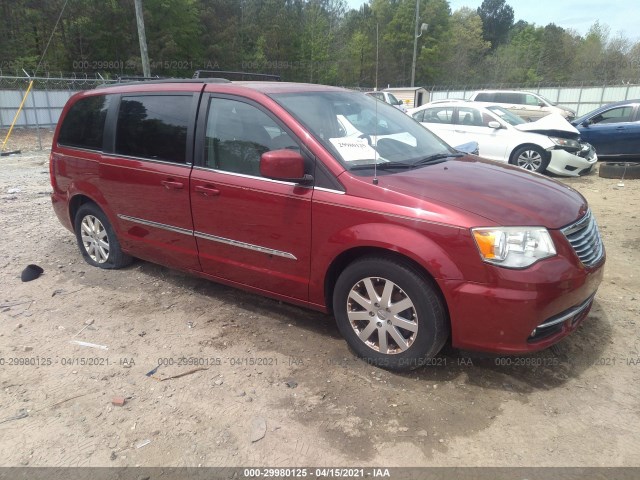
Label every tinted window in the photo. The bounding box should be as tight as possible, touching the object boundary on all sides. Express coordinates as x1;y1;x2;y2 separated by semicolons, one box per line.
205;98;297;176
58;95;109;150
115;95;190;163
496;92;524;104
475;92;494;102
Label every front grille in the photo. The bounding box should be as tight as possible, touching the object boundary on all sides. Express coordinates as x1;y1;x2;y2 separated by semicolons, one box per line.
562;210;604;267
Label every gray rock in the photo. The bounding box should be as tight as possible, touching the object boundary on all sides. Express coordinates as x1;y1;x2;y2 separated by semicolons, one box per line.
250;417;267;443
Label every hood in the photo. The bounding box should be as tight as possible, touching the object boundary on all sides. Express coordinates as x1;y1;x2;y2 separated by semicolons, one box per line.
376;156;587;229
514;113;580;138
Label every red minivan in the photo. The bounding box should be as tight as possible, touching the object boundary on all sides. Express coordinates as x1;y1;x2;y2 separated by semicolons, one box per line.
50;80;605;370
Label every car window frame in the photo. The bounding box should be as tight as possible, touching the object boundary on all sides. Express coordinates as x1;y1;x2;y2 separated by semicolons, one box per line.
104;91;198;166
193;93;315;183
591;105;636;125
57;93;111;152
454;106;485;127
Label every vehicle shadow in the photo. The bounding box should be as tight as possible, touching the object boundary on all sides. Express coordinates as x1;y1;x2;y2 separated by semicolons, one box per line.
402;299;612;393
127;260;612;395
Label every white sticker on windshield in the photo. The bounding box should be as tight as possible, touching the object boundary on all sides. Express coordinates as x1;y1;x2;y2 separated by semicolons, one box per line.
329;138;377;162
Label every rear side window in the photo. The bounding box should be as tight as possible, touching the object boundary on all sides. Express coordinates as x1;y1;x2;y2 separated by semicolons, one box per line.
115;95;190;163
474;92;494;102
496;92;525;104
58;95;109;150
422;107;454;124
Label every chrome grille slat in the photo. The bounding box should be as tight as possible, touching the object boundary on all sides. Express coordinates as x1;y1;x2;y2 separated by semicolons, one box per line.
561;210;604;268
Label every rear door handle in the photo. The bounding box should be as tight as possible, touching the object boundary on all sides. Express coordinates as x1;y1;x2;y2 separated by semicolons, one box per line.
161;180;184;190
195;185;220;197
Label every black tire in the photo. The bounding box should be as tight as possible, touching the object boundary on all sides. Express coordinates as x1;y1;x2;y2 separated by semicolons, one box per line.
74;203;132;269
332;257;449;371
510;145;550;174
599;162;640;179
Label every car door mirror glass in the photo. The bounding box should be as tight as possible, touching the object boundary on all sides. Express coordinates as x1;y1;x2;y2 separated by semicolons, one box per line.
487;121;501;129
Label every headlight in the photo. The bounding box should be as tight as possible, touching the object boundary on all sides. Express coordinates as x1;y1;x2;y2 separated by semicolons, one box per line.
472;227;556;268
549;136;580;149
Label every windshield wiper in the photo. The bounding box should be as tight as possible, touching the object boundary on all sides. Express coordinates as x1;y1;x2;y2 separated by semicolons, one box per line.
411;153;462;167
349;161;412;171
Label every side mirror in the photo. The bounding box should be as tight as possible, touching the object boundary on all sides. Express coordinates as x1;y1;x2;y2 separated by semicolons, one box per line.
538;101;546;107
487;121;502;129
455;141;479;155
260;149;313;184
581;119;591;127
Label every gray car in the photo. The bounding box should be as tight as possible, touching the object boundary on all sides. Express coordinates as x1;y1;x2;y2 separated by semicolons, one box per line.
469;90;575;122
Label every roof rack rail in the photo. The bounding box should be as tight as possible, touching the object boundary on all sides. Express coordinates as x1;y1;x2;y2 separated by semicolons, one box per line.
100;77;232;88
193;70;281;81
116;75;162;82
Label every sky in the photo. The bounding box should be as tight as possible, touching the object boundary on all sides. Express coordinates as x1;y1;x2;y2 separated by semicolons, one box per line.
345;0;640;40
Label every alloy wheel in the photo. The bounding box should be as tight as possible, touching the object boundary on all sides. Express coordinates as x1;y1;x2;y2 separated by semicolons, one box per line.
80;215;109;263
346;277;418;354
516;150;542;171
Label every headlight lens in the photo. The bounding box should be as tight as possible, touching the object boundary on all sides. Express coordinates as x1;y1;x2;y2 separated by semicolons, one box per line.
549;136;580;149
472;227;556;268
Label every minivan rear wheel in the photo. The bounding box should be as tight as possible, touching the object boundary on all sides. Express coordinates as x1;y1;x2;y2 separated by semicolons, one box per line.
510;145;549;174
74;203;132;269
333;257;448;370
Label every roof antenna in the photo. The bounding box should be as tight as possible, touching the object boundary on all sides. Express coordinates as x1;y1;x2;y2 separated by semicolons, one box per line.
373;22;379;186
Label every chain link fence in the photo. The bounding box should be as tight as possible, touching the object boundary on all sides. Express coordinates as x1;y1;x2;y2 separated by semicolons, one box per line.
427;82;640;117
2;75;639;133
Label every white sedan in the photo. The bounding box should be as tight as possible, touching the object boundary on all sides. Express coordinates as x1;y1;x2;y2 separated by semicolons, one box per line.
408;101;597;176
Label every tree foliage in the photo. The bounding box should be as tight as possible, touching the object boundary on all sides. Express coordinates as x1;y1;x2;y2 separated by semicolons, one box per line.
476;0;514;49
0;0;638;87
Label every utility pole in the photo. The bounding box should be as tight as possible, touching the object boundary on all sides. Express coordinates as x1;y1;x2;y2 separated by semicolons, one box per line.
411;0;420;87
134;0;151;77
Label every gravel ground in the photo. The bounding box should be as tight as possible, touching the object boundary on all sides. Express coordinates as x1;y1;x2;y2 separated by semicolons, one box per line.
1;135;639;468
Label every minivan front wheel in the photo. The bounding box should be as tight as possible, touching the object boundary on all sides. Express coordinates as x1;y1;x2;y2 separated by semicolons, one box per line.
510;145;549;174
333;257;448;370
74;203;132;269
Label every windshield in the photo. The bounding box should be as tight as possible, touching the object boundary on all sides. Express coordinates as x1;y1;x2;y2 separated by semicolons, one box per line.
271;91;454;173
387;93;401;105
487;105;526;126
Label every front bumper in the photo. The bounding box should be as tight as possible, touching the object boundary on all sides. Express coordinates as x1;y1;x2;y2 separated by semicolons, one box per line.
441;235;605;354
546;143;597;176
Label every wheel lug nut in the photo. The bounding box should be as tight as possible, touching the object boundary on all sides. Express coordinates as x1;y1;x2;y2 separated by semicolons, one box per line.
387;320;391;325
374;303;380;308
369;311;375;317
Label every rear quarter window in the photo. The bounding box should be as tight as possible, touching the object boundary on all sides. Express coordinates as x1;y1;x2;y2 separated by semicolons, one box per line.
115;95;191;163
58;95;109;150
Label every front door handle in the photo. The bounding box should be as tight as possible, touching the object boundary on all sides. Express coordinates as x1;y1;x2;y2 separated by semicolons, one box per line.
195;185;220;197
161;180;184;190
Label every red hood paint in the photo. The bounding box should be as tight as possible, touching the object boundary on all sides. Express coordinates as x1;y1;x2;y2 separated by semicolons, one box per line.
370;156;587;229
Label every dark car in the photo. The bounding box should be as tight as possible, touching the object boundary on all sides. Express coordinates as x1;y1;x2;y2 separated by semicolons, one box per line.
50;79;605;370
572;100;640;159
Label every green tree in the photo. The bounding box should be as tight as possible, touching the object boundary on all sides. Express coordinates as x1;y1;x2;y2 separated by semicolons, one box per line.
477;0;514;49
434;7;490;84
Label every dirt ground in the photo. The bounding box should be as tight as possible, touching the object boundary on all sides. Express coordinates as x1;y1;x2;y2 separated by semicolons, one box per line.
1;130;639;468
